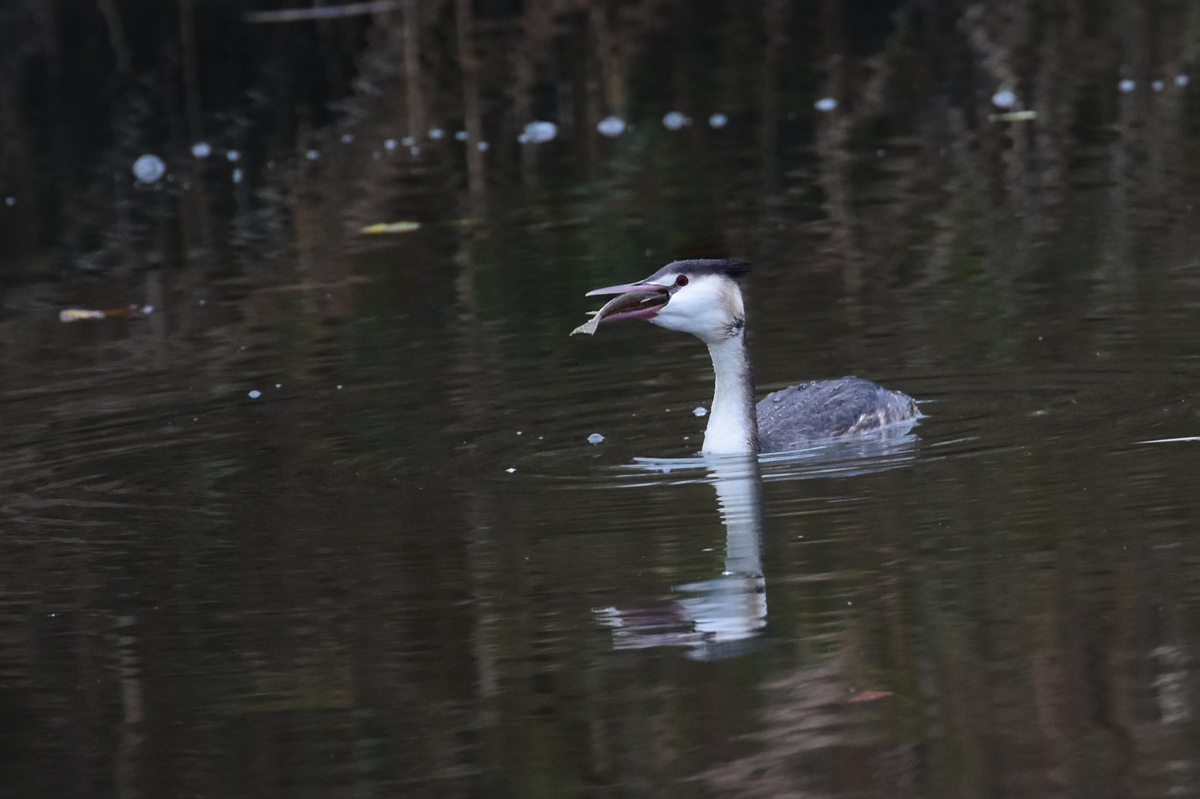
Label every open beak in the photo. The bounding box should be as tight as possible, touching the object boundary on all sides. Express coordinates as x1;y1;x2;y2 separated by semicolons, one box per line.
571;281;670;336
585;282;652;297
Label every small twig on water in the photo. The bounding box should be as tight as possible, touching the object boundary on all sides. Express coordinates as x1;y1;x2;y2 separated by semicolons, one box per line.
243;2;401;24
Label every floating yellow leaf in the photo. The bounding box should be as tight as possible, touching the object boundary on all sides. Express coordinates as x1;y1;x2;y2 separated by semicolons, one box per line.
60;305;153;323
990;110;1038;122
361;221;422;234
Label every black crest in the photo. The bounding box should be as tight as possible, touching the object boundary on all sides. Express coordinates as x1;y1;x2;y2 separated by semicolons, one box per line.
646;259;751;283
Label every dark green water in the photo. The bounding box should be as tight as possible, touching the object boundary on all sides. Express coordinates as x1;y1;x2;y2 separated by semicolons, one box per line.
5;1;1200;797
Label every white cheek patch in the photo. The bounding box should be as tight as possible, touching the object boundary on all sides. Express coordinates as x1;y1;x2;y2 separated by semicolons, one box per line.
650;275;744;342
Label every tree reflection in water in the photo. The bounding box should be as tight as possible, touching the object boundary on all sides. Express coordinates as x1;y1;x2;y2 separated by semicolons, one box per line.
2;1;1200;797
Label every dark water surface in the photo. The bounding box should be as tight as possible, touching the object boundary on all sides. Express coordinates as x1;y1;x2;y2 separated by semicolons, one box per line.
5;1;1200;797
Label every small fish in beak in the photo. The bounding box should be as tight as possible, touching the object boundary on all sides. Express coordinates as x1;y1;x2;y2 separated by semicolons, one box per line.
570;285;670;336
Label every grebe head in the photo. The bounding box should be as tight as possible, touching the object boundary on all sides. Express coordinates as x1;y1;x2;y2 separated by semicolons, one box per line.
584;259;749;344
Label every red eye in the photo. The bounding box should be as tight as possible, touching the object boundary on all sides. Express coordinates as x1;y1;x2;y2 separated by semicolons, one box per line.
675;274;689;287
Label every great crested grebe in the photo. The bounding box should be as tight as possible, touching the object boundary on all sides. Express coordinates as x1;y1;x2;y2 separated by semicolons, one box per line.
572;259;918;454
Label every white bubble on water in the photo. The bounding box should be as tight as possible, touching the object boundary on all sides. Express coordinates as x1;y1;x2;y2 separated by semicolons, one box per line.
708;113;728;128
1153;80;1165;92
306;149;320;160
519;121;557;144
341;133;354;143
1119;79;1136;93
231;168;244;184
384;138;397;151
455;130;468;141
1176;75;1190;87
663;111;689;130
132;154;166;183
991;89;1016;108
428;128;445;140
248;390;262;399
191;141;212;158
226;149;241;162
597;116;626;137
814;97;838;112
693;407;708;417
587;433;605;444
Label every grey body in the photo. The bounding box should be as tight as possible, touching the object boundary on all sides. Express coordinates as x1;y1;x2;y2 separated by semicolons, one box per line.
756;376;918;452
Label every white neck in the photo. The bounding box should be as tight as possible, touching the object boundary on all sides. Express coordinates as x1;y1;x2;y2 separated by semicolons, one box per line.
701;333;759;455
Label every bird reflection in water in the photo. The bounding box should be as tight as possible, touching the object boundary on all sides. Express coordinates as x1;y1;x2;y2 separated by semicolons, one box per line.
595;429;919;660
596;455;767;661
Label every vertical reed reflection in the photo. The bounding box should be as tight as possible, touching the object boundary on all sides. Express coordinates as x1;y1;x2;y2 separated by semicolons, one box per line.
402;0;426;145
759;0;785;201
455;0;486;206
